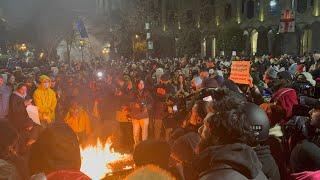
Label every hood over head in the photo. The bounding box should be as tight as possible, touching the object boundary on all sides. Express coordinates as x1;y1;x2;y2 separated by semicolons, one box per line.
195;143;262;179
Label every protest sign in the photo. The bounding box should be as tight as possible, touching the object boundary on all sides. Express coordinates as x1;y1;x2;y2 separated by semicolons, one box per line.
229;61;251;85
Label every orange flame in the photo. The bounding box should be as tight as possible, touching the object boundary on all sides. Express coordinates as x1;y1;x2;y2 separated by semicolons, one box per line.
80;138;132;180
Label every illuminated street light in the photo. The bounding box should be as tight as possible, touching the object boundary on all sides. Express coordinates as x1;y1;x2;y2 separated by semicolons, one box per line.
135;34;139;39
270;0;277;7
20;43;27;51
79;40;85;47
79;40;85;61
102;47;109;55
39;52;45;59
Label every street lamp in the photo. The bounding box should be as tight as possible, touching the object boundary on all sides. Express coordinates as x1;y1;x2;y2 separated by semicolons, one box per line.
20;43;27;51
270;0;277;7
79;40;85;62
102;47;109;55
39;52;45;59
102;47;110;61
135;34;139;39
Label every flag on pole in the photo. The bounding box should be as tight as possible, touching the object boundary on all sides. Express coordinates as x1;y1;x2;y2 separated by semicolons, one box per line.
279;9;295;33
76;19;89;38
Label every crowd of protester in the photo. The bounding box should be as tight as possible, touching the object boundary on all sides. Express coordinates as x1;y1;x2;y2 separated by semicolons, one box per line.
0;52;320;179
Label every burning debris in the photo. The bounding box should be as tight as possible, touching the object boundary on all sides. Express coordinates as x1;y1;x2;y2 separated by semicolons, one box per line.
80;138;134;180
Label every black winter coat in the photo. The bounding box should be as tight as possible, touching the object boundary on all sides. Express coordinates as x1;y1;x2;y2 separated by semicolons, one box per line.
129;89;152;119
290;139;320;173
195;143;267;180
254;145;280;180
8;93;33;132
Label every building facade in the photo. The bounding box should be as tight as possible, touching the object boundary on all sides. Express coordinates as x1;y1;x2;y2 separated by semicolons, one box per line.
146;0;320;57
239;0;320;56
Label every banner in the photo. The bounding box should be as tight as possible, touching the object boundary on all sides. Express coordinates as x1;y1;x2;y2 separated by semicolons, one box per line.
76;19;89;38
229;61;251;85
279;9;295;33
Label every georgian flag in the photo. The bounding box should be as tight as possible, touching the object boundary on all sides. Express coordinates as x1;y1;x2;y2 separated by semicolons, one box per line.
279;9;295;33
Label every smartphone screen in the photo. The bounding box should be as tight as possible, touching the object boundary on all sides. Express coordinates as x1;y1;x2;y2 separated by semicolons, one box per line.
173;105;178;112
300;96;306;105
203;96;213;102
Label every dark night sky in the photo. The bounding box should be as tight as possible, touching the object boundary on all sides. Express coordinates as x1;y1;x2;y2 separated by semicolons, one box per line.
0;0;96;45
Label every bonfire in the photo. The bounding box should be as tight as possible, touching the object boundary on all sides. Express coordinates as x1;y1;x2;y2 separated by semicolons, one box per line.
80;138;133;180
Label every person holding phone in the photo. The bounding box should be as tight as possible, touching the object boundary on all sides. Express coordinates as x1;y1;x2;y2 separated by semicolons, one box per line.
129;80;152;147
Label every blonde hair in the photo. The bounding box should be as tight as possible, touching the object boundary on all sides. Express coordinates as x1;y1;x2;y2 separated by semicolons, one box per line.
125;164;176;180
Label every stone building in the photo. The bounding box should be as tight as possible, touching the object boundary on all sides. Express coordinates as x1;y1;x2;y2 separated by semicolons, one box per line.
239;0;320;56
149;0;320;57
96;0;320;57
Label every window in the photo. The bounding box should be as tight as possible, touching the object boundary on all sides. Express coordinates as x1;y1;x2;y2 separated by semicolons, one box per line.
186;10;193;23
251;30;258;55
269;0;280;15
168;11;175;25
247;0;254;19
225;3;232;20
297;0;308;13
301;29;312;54
242;0;246;14
201;7;212;23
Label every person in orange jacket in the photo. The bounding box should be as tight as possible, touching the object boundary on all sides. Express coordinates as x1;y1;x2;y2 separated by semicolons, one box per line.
64;100;92;142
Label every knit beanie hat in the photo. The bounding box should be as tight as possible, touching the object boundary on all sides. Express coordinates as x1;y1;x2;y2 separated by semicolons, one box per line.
277;71;292;81
266;67;278;79
171;132;200;163
133;140;170;169
296;64;305;74
302;72;316;86
193;76;202;87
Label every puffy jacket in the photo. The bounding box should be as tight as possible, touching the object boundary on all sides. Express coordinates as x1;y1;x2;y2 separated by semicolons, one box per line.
290;139;320;173
64;107;91;135
195;143;267;180
33;87;57;123
153;84;176;120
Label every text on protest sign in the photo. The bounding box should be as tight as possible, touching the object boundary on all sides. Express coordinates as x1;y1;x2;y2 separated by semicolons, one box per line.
229;61;251;85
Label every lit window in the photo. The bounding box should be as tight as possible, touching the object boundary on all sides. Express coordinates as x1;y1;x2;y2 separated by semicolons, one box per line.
269;0;279;15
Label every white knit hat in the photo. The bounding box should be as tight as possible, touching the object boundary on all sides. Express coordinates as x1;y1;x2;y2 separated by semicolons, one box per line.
302;72;316;86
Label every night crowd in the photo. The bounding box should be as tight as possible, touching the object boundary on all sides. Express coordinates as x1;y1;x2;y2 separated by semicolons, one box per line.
1;53;320;180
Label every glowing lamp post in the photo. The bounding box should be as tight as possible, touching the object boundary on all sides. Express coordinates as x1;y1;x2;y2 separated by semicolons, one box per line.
20;43;27;51
102;48;109;55
79;40;85;62
102;47;110;61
